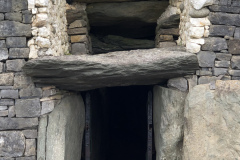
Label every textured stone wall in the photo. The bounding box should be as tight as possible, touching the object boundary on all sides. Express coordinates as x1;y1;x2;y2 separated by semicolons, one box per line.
0;0;84;159
29;0;69;58
155;0;182;48
66;2;92;55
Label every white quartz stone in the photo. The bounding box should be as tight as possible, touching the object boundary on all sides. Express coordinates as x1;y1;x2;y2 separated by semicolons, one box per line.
190;18;211;27
36;37;51;48
189;27;205;38
186;42;201;53
36;0;48;7
190;0;213;10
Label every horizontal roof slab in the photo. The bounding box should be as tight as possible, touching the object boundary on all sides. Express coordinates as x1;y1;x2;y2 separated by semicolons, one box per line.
23;48;199;91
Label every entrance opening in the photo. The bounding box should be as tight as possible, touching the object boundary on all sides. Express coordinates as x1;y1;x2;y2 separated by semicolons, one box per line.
83;86;153;160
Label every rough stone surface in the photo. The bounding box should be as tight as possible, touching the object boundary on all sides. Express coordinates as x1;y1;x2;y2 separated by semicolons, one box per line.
198;76;218;84
15;99;41;118
189;7;210;18
37;116;47;160
0;48;9;61
183;81;240;159
201;37;227;51
231;56;240;69
19;85;42;98
190;0;214;10
209;12;240;26
0;118;38;130
215;61;230;68
216;53;232;61
14;74;33;89
228;69;240;76
23;48;199;91
213;68;228;76
153;86;187;160
6;59;26;72
0;21;31;37
0;110;8;117
6;37;27;48
228;39;240;54
0;99;14;106
46;94;85;160
71;43;87;55
8;106;15;118
209;25;235;37
9;48;30;59
234;28;240;39
5;13;22;22
0;40;6;48
16;157;36;160
197;51;216;67
0;131;25;158
24;139;36;156
41;100;55;115
0;90;18;99
157;6;180;28
23;130;37;139
167;77;188;92
0;73;14;86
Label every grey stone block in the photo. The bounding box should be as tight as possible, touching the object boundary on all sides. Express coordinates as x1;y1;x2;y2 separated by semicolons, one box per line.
41;100;56;115
14;73;33;89
71;43;87;55
232;76;240;80
167;77;188;92
11;0;28;12
215;61;230;68
0;48;8;61
209;5;240;14
0;13;3;20
5;12;22;22
23;130;38;139
0;99;14;106
8;106;15;118
0;21;31;37
209;25;235;37
0;62;3;73
0;0;11;13
24;139;36;156
228;39;240;54
198;76;218;84
15;98;41;117
197;51;216;67
0;157;15;160
213;68;228;76
209;12;240;26
0;110;8;117
0;106;7;110
22;10;32;24
196;70;212;76
228;69;240;76
234;28;240;39
202;38;228;51
19;85;42;98
16;156;36;160
189;7;210;18
0;117;38;130
0;131;25;157
0;90;18;99
37;116;47;160
0;73;14;86
0;86;14;90
6;37;26;48
9;48;29;59
0;40;6;48
43;89;58;97
6;59;26;72
216;53;232;61
231;56;240;69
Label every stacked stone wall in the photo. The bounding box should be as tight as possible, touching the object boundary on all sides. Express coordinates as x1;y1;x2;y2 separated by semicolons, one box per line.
0;0;79;159
66;3;92;55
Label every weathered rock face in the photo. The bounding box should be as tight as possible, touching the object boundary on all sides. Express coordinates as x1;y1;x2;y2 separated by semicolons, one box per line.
44;94;85;160
153;86;187;160
184;80;240;159
23;48;199;91
0;131;25;157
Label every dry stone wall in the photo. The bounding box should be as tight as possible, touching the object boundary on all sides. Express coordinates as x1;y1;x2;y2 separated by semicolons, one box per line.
0;0;84;159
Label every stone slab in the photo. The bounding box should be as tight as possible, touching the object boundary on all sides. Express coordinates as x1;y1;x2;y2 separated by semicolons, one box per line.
0;131;25;157
0;118;38;130
0;21;31;37
23;48;199;91
15;98;41;118
153;86;187;160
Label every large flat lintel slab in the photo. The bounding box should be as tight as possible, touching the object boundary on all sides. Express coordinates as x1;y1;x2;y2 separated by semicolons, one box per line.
23;48;199;91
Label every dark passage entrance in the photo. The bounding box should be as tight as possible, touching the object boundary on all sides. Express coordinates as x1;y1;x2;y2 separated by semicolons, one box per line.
84;86;152;160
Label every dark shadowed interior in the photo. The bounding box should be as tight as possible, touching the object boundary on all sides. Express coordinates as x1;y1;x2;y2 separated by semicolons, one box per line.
83;86;151;160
